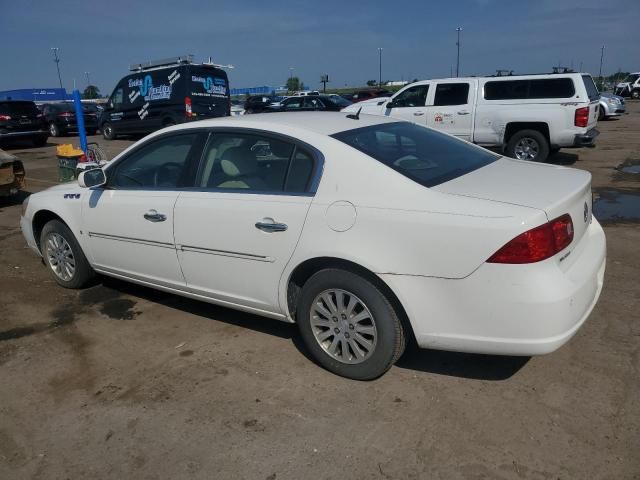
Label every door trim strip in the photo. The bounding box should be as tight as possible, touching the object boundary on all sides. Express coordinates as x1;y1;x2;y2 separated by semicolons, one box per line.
178;244;274;263
88;232;175;249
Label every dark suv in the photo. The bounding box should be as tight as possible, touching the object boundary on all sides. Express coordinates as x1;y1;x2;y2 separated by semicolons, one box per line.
0;100;48;147
244;95;283;114
42;102;99;137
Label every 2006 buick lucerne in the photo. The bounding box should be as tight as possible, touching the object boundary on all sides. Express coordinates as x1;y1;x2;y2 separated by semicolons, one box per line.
20;112;606;380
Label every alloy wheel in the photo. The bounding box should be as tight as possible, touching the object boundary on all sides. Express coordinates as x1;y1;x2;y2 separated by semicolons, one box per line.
45;232;76;281
514;137;540;161
310;289;378;364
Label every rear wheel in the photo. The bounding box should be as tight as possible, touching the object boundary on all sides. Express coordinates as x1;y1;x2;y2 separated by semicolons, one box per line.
40;220;95;289
598;105;605;121
296;268;406;380
632;89;640;100
49;122;61;137
505;129;549;162
102;122;116;140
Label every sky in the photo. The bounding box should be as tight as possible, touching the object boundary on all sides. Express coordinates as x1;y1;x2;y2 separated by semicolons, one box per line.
0;0;638;95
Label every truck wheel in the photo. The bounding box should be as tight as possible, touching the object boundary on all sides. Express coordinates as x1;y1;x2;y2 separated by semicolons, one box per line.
40;219;95;289
598;106;605;121
49;123;61;137
632;89;640;100
506;130;549;162
102;123;116;140
296;268;406;380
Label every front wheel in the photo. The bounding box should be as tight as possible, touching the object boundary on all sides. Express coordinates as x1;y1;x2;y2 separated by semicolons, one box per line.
40;220;95;289
505;129;549;162
297;268;406;380
632;89;640;100
102;122;116;140
49;122;61;137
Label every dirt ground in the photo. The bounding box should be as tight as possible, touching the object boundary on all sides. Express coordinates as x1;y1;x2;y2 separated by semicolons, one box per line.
1;106;639;480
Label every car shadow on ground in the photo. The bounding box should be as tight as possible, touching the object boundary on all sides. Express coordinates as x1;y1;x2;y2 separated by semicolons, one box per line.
95;277;529;381
0;190;31;207
548;151;579;166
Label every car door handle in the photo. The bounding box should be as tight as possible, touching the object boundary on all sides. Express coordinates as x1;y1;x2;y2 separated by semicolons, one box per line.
413;111;425;116
143;209;166;222
457;110;470;115
255;218;288;233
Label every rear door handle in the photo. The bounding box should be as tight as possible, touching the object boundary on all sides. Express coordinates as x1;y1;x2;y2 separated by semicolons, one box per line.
413;111;425;116
255;218;288;233
457;110;470;115
143;209;166;222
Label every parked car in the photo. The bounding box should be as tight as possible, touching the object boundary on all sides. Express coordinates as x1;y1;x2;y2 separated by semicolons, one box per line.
599;93;625;120
614;72;640;98
0;100;48;148
271;95;352;112
292;90;320;97
42;102;99;137
230;99;245;116
0;148;25;198
244;95;283;114
350;89;392;103
343;72;601;162
20;112;606;380
100;55;231;140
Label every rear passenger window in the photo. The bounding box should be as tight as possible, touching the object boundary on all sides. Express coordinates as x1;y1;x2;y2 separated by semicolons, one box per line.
434;83;470;106
484;78;575;100
197;133;315;194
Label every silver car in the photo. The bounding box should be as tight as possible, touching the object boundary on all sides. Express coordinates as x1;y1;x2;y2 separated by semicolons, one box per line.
599;92;625;120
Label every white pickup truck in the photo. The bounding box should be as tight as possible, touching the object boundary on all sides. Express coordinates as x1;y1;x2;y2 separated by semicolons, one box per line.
342;73;600;162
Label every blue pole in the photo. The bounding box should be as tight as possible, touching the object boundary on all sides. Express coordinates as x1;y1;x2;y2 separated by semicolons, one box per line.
72;89;88;153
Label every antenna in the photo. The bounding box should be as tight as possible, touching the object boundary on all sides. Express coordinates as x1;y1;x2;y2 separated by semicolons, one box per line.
346;107;362;120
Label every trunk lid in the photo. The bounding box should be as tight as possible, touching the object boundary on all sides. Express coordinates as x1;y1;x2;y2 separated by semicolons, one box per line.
433;157;593;246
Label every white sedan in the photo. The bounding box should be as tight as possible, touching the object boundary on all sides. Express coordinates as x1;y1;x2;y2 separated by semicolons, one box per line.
20;112;606;380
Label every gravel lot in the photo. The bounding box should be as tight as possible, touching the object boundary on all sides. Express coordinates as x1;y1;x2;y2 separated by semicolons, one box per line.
1;106;639;480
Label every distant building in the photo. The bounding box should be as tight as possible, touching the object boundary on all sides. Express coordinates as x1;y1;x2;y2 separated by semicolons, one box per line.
385;81;409;87
0;88;72;102
229;85;288;96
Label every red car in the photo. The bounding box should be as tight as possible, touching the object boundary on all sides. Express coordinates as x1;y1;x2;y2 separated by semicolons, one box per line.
350;89;393;103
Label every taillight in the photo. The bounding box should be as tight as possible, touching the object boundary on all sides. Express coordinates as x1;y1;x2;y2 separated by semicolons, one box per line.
487;214;574;264
0;115;11;121
185;97;192;118
574;107;589;127
58;112;74;118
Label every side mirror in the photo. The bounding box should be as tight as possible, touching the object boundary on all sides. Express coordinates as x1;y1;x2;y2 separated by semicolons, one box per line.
385;100;395;109
78;168;106;188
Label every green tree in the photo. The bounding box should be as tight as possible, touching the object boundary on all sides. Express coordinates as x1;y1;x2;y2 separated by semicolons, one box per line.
366;80;377;87
286;76;301;92
82;85;100;99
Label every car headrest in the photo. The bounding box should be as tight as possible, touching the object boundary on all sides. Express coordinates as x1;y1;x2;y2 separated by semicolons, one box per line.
220;146;257;177
269;140;293;159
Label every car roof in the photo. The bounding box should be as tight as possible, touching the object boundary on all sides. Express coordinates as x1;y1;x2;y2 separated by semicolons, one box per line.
170;112;401;136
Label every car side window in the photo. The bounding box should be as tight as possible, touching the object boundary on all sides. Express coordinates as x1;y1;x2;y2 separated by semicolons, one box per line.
303;97;323;109
393;85;429;108
111;88;124;108
111;133;198;189
434;83;470;106
196;133;315;194
284;98;303;110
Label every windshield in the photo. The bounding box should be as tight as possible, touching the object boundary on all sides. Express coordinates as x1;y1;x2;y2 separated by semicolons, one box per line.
327;95;352;107
0;101;39;116
624;74;640;83
332;122;498;187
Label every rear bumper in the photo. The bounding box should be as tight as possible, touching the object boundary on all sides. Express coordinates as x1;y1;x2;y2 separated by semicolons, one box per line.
573;128;599;147
380;219;606;356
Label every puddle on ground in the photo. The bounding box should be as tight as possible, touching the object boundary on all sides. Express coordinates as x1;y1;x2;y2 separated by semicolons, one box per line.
618;164;640;174
593;189;640;223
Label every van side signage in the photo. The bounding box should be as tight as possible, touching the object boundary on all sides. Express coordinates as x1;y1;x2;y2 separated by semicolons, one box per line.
192;76;227;95
127;75;172;102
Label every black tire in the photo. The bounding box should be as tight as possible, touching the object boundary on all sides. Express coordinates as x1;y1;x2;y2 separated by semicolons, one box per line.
102;122;116;140
505;129;549;162
598;106;605;121
296;268;406;380
40;219;95;289
49;122;61;137
632;89;640;100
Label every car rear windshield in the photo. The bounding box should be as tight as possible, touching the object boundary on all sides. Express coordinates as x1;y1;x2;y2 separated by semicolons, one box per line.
0;101;39;116
581;75;600;101
332;122;498;187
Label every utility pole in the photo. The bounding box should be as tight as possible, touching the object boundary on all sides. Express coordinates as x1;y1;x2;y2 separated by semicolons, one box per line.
456;27;462;77
378;47;383;88
51;47;64;91
320;74;329;93
85;71;91;87
598;45;605;86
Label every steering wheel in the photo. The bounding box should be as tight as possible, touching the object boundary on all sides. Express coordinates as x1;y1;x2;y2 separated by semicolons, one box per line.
153;162;183;187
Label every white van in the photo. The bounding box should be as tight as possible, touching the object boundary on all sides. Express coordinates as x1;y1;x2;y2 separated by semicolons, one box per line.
343;73;600;162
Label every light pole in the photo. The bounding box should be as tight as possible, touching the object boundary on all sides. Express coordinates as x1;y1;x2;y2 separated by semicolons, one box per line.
378;47;383;87
456;27;462;77
51;47;64;91
289;67;294;91
598;45;605;87
85;71;91;87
